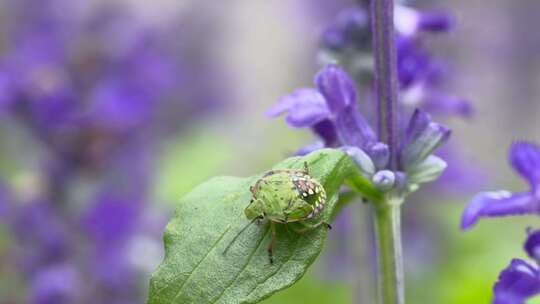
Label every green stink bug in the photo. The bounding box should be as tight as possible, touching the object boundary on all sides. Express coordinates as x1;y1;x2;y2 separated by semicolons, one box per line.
224;162;331;264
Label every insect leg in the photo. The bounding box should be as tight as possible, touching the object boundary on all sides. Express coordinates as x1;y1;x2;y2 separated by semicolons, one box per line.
267;222;277;264
302;161;309;175
291;220;332;234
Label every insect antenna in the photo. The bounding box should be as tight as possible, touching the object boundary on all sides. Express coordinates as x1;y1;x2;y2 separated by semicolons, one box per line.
223;216;262;255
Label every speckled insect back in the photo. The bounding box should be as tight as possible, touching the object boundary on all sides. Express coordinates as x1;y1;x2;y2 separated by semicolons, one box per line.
291;170;327;218
224;162;331;264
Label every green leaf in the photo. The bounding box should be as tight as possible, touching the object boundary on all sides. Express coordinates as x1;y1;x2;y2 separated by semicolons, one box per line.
148;149;375;304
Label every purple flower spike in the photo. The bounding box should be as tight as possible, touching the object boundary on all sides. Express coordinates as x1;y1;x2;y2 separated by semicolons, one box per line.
525;230;540;261
510;142;540;193
493;259;540;304
462;142;540;229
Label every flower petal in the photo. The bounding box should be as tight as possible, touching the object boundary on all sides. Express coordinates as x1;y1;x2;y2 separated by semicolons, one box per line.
267;88;330;128
323;7;370;50
423;90;473;117
334;106;377;148
525;229;540;261
404;108;431;143
493;259;540;304
406;155;447;187
31;264;81;304
266;88;319;117
461;191;538;230
509;141;540;191
312;119;338;146
401;109;451;169
315;64;357;113
342;146;375;178
394;5;422;36
417;11;455;32
366;142;390;170
286;103;330;128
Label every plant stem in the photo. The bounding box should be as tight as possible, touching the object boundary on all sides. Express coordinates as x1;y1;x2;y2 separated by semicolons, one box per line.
370;0;404;303
372;200;404;304
370;0;399;170
353;203;375;303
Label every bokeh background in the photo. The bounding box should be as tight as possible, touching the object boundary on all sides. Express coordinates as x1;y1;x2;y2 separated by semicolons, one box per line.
0;0;539;303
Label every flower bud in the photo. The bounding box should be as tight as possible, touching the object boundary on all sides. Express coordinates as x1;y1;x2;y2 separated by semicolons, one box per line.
342;146;375;178
367;142;390;170
372;170;396;192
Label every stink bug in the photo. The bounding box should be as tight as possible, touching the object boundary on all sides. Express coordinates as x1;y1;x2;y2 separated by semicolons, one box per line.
224;162;331;264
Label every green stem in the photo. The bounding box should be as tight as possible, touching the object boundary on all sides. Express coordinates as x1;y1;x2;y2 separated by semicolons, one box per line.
372;199;404;304
353;202;375;303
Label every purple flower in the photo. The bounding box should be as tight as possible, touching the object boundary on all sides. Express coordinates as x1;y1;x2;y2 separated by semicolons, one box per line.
269;64;450;193
321;5;454;50
461;142;540;229
492;230;540;304
321;7;370;50
267;64;377;150
494;259;540;304
397;36;472;118
401;109;451;169
81;192;141;244
30;263;80;304
320;5;471;119
394;5;454;36
0;181;10;219
0;0;229;302
11;200;70;272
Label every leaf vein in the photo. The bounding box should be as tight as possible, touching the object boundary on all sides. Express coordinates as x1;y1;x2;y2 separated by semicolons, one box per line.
244;233;303;299
209;226;271;304
169;226;231;304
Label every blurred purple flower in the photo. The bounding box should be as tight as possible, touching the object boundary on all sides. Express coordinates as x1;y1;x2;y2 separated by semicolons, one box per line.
394;5;454;36
0;182;10;218
11;201;70;272
493;230;540;304
320;4;471;119
30;263;80;304
397;36;472;118
321;7;370;51
0;0;228;302
82;192;141;244
461;142;540;229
